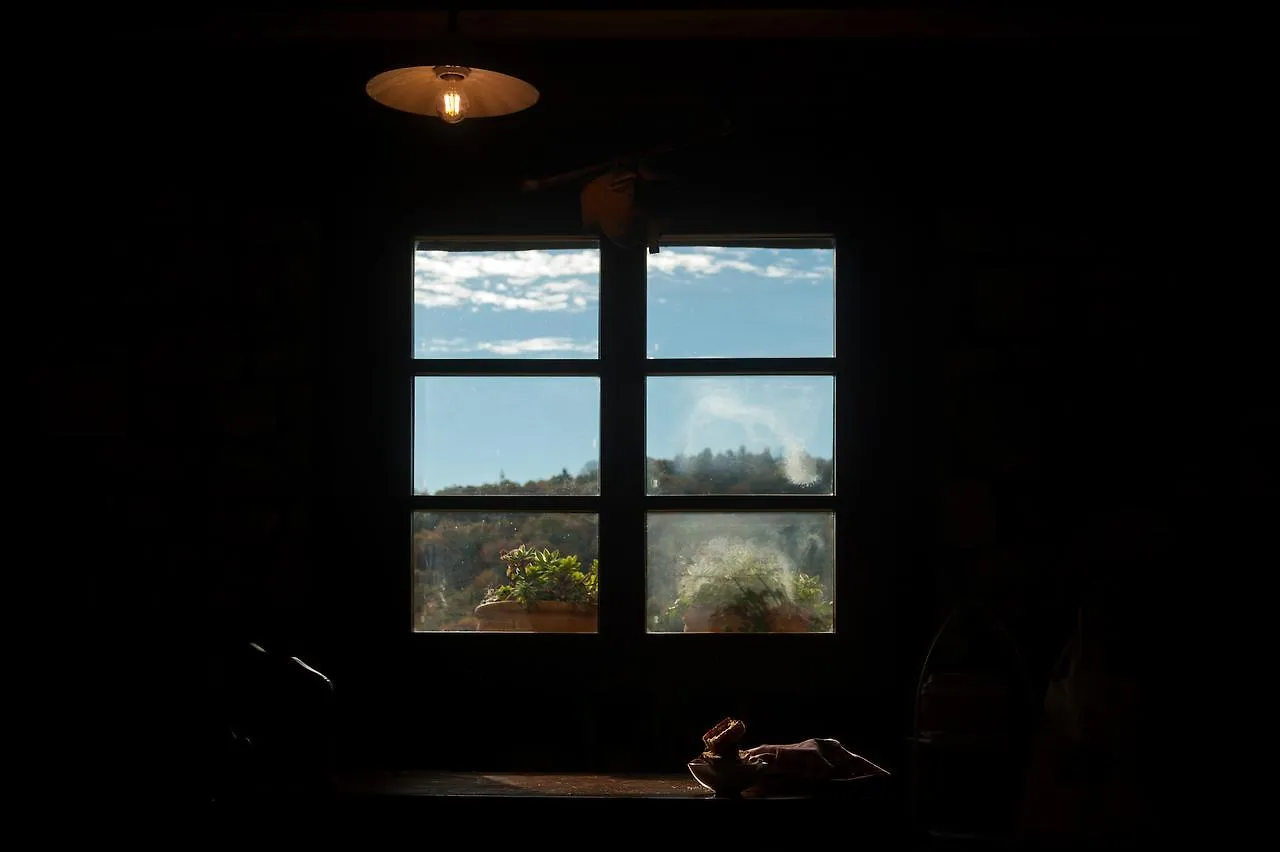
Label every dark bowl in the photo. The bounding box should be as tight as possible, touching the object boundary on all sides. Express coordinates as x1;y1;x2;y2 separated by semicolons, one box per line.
686;757;763;797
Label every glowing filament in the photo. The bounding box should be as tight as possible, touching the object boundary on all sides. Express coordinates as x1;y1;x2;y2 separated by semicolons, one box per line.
441;91;462;119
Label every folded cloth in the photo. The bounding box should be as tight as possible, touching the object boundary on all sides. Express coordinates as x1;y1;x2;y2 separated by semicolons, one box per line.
739;738;890;785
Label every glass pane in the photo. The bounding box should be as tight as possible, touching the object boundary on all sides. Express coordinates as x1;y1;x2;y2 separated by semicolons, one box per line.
647;244;835;358
413;511;599;632
413;244;600;359
414;377;599;496
646;376;834;495
646;512;835;633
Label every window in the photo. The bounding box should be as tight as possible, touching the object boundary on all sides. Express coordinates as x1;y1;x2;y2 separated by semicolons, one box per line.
410;236;840;634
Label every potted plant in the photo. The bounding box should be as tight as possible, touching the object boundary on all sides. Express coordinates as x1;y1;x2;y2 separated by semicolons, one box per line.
473;544;599;632
664;542;832;633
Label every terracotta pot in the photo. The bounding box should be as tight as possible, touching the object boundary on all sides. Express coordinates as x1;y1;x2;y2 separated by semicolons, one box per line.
682;606;752;633
766;609;819;633
473;600;597;633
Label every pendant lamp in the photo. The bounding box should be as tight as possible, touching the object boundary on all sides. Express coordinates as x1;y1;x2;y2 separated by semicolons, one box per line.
365;11;539;125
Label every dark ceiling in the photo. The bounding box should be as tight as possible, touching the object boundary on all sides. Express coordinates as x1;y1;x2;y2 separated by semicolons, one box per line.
72;7;1195;220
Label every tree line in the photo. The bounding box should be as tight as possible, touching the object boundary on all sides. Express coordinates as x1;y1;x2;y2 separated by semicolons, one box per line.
432;446;833;497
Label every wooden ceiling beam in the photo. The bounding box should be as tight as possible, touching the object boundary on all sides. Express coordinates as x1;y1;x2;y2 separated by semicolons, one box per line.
95;7;1173;43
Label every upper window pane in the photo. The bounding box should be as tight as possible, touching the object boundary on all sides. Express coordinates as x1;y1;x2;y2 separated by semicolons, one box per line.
647;243;835;359
413;243;600;359
414;377;600;496
647;376;834;495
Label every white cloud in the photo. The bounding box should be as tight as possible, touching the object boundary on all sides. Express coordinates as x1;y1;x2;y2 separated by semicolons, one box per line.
415;336;598;357
648;247;827;281
539;278;593;294
414;249;600;312
414;247;830;315
476;337;597;356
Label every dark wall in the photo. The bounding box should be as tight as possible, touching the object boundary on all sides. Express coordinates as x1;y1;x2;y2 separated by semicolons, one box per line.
47;28;1209;784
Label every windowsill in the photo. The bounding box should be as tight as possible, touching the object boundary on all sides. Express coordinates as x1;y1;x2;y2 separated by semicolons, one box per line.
331;768;895;803
214;771;919;840
336;769;713;799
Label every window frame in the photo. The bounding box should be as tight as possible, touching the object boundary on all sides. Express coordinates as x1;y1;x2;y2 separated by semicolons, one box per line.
407;232;858;651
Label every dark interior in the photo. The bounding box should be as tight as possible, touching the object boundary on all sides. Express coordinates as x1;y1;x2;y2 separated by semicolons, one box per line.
43;4;1222;834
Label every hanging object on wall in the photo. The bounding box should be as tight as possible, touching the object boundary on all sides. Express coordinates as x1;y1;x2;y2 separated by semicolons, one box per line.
580;159;666;252
520;120;735;251
365;11;538;125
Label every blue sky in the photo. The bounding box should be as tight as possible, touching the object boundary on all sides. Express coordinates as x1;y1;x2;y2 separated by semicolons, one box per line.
413;246;835;493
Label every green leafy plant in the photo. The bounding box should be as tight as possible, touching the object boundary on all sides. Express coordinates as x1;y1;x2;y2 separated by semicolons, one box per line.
664;540;832;632
482;544;599;610
790;570;834;630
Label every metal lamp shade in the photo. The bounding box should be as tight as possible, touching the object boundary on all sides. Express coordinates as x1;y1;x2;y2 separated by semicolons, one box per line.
365;66;540;119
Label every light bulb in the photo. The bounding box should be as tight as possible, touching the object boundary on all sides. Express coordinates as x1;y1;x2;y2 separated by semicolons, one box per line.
435;84;469;124
433;66;472;124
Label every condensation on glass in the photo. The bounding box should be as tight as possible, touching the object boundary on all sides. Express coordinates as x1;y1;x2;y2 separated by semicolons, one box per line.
646;512;835;634
412;243;601;360
413;376;600;496
646;242;835;359
412;512;600;633
645;375;834;496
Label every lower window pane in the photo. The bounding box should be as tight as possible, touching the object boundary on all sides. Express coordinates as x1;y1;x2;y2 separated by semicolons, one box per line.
646;512;835;633
413;511;599;632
